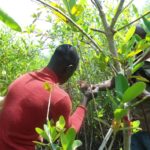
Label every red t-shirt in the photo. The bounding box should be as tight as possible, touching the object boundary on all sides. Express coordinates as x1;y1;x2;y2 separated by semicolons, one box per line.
0;68;86;150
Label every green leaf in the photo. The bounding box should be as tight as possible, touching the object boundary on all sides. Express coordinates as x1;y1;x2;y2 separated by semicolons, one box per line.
56;116;66;131
35;127;49;141
43;125;51;141
35;127;44;135
43;82;53;92
50;2;66;13
131;120;141;133
61;133;68;150
115;74;129;98
130;75;150;83
71;4;84;17
72;140;82;150
132;62;144;74
146;33;150;42
79;0;87;6
127;49;142;58
61;128;76;150
52;10;69;23
132;4;139;18
62;0;70;13
50;126;58;142
0;8;22;32
122;82;146;103
124;26;136;42
143;17;150;32
114;108;128;121
69;0;77;9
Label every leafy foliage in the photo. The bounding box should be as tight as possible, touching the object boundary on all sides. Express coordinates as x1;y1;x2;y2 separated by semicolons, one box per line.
0;27;46;95
1;0;150;149
0;8;22;32
34;116;82;150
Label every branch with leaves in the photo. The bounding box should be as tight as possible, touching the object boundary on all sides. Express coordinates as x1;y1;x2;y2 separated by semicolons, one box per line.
34;0;103;54
116;11;150;32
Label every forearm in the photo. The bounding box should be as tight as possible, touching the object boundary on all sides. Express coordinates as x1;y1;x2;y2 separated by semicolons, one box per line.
80;96;89;107
70;99;87;132
95;78;115;91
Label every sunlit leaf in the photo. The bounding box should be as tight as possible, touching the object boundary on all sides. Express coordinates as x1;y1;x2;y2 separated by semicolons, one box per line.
143;17;150;32
61;128;76;150
124;26;136;42
127;49;142;58
131;120;141;133
72;140;82;150
53;11;69;23
122;82;146;103
132;4;139;18
132;62;144;74
62;0;70;13
105;56;110;63
35;127;44;135
79;0;87;6
0;8;22;32
146;33;150;42
129;75;150;83
136;40;149;50
35;127;49;141
50;2;66;13
115;74;128;98
117;48;122;54
43;82;53;92
69;0;77;9
56;116;65;131
114;108;128;121
71;4;84;17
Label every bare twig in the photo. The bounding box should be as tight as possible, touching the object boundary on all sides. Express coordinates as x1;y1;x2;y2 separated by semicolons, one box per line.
116;11;150;32
34;0;102;54
98;127;113;150
96;79;114;91
108;133;116;150
94;118;111;128
110;0;125;28
94;0;109;30
121;0;134;13
133;48;150;65
128;92;150;109
90;28;106;34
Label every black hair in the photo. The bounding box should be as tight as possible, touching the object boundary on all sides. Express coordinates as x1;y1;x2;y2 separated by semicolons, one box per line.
50;44;79;68
133;25;147;59
134;25;146;39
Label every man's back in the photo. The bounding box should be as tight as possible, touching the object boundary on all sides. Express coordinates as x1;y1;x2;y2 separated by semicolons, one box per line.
0;68;68;150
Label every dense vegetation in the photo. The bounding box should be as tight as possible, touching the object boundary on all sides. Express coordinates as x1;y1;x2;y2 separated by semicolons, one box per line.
0;0;150;149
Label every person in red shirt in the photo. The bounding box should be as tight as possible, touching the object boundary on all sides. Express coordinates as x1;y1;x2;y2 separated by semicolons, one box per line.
0;44;98;150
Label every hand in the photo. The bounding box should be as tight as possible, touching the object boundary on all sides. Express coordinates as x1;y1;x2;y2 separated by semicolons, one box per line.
79;81;99;101
83;85;99;101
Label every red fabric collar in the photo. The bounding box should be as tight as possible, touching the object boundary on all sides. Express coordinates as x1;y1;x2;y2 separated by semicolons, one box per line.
41;67;58;83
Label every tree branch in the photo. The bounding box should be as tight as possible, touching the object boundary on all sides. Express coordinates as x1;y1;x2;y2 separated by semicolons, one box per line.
110;0;125;28
133;48;150;65
93;0;121;72
116;11;150;32
90;28;106;34
128;91;150;109
34;0;103;54
94;0;109;30
121;0;134;13
98;127;113;150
